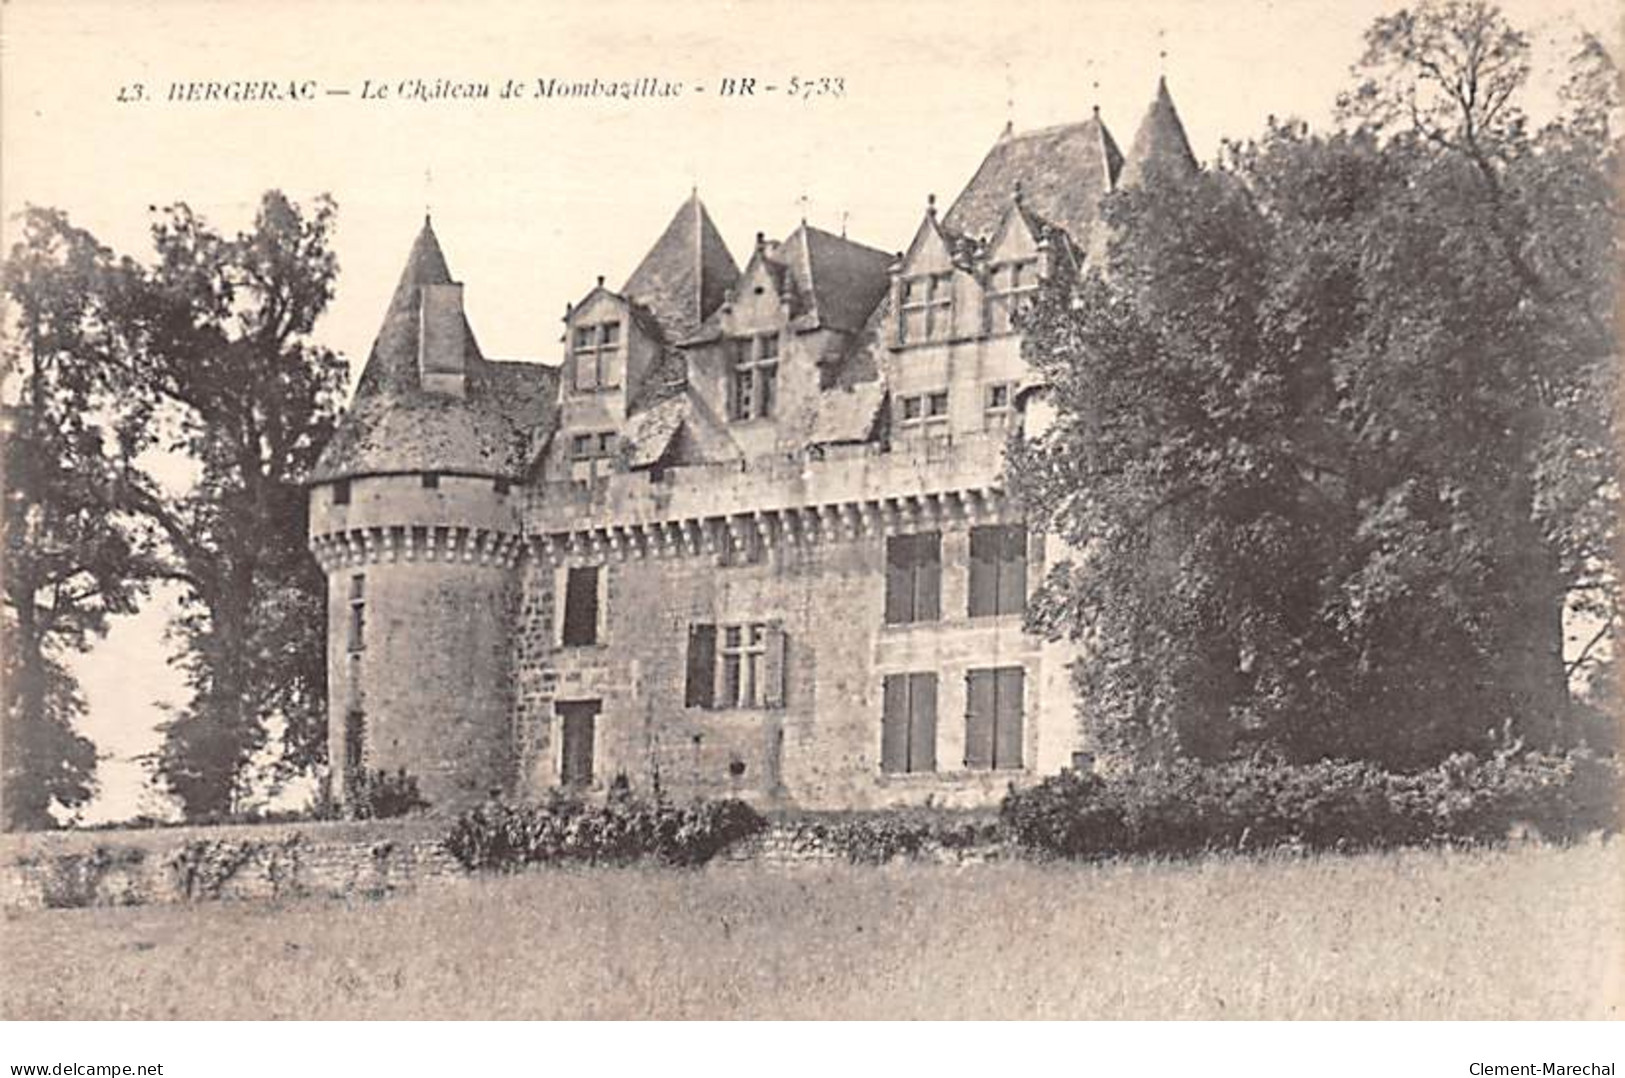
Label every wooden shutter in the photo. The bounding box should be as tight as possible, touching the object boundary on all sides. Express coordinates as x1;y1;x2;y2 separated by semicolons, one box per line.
881;674;909;773
559;703;597;787
552;565;568;645
999;526;1028;615
685;624;716;708
994;666;1025;769
915;533;941;621
885;537;912;624
965;669;995;770
762;623;787;708
908;673;938;773
595;564;610;643
968;527;997;617
562;566;599;646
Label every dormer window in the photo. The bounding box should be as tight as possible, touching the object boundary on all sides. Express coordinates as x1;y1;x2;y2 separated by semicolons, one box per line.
572;320;622;392
985;259;1038;336
729;333;780;421
899;273;954;345
569;431;617;461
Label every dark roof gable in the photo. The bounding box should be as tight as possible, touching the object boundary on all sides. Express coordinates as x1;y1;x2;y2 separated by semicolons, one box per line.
622;193;740;344
943;114;1124;249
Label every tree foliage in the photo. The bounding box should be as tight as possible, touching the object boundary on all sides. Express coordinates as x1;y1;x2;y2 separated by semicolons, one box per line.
2;191;346;827
1;209;162;829
1014;2;1618;768
121;192;347;818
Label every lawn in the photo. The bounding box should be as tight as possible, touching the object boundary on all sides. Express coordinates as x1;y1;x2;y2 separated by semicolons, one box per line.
2;841;1619;1019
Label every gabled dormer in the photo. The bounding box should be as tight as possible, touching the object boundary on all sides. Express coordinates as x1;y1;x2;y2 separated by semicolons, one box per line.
981;187;1080;336
716;234;790;423
891;195;979;348
563;278;642;402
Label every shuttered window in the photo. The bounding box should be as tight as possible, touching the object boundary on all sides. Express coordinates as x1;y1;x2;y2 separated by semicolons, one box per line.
687;621;786;709
685;624;717;708
965;666;1025;770
969;524;1028;617
561;566;600;647
884;532;941;624
880;673;938;774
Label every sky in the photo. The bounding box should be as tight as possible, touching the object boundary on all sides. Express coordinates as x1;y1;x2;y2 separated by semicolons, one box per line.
2;0;1615;822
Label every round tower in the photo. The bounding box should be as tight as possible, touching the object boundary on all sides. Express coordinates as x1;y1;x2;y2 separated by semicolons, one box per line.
307;219;547;813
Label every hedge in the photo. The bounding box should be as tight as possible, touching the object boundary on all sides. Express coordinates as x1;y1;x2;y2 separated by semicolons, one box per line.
999;748;1620;860
442;792;766;870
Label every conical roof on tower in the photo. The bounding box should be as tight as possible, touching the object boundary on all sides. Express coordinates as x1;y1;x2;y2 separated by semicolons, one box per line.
622;192;740;344
312;217;557;483
351;216;456;397
1120;77;1199;187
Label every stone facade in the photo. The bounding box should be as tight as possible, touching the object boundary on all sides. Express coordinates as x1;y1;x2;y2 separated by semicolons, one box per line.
307;83;1199;813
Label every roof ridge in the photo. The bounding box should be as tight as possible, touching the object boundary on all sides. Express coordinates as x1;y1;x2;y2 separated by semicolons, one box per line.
797;226;819;323
801;221;893;259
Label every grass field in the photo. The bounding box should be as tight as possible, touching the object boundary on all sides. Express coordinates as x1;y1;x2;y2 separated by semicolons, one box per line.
3;841;1619;1019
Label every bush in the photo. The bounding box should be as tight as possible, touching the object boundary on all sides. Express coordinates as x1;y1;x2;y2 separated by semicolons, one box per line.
1001;748;1621;860
441;792;766;871
346;768;430;820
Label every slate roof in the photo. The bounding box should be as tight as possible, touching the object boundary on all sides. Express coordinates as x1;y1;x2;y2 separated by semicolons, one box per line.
1120;77;1199;187
311;219;558;482
622;193;740;344
943;115;1124;247
622;394;688;468
779;224;895;333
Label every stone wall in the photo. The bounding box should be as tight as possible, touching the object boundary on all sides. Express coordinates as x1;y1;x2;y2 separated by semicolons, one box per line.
0;818;1008;911
512;511;1065;810
0;819;456;911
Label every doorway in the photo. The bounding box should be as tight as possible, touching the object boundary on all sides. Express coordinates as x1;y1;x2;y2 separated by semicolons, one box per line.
557;700;600;787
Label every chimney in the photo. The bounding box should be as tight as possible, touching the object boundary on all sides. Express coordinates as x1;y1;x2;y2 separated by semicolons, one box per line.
419;283;466;397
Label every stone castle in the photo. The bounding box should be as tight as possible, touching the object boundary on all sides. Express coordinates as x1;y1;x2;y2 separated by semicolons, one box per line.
307;80;1198;812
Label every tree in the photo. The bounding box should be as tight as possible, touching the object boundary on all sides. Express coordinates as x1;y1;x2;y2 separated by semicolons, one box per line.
118;191;347;818
1;209;161;829
1015;2;1617;768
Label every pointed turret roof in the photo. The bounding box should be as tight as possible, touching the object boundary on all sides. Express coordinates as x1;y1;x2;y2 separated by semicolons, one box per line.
943;113;1124;246
623;193;740;343
312;218;557;482
352;216;455;397
1120;77;1199;187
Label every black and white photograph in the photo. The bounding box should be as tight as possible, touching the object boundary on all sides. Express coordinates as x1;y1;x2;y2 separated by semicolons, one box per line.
0;0;1619;1061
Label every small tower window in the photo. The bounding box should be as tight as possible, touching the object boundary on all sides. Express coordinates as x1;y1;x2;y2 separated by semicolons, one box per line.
333;479;351;506
343;709;366;775
494;477;511;495
421;472;440;489
347;573;366;653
